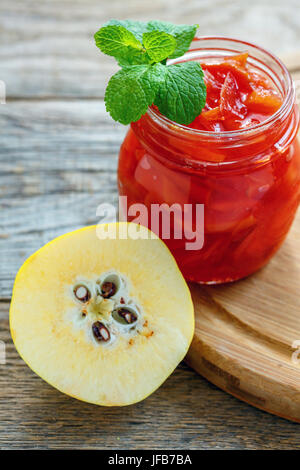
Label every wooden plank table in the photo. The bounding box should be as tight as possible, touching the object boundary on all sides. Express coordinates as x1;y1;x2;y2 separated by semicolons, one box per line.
1;0;300;450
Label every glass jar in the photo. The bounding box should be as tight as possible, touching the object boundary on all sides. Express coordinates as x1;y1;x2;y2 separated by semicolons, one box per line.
118;37;300;284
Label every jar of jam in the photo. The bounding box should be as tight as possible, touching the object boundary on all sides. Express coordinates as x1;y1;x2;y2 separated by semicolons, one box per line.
118;37;300;284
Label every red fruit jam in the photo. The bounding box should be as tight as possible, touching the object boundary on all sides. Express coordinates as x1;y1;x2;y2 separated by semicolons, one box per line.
118;37;300;283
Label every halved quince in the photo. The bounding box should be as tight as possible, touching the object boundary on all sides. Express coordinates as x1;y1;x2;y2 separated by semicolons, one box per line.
10;223;194;406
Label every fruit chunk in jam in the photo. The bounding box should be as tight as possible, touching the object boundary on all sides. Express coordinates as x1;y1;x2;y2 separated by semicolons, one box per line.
189;53;282;132
118;51;300;284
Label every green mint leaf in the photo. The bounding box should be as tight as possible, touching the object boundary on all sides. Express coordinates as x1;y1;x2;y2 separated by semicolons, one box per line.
103;19;198;60
104;19;148;42
154;62;206;125
94;25;144;64
96;20;206;126
105;64;163;125
142;31;176;63
117;51;152;67
147;21;198;58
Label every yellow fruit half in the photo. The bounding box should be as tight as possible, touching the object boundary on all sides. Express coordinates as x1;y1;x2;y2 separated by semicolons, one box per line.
10;223;194;406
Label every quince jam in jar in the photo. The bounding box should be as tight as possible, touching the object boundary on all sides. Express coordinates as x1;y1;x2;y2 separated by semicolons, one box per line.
118;37;300;284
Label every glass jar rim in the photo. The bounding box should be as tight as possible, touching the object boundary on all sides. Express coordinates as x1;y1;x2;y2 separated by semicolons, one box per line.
146;35;295;141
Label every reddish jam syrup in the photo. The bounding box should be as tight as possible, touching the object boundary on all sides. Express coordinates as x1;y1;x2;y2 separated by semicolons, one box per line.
189;53;283;133
118;50;300;283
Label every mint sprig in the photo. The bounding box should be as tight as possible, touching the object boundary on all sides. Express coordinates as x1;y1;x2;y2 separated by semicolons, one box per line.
105;64;163;125
154;62;206;124
94;20;207;125
103;19;198;60
142;31;176;63
146;20;198;59
94;25;150;65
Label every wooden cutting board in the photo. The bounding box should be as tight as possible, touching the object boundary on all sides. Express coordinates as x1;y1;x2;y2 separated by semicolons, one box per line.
187;54;300;421
187;190;300;423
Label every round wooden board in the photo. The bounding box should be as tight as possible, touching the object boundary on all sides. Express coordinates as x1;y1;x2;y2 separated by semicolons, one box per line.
186;55;300;421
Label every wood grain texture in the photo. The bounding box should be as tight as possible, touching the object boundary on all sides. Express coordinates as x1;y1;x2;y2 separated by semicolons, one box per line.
186;210;300;422
2;301;300;450
0;100;126;299
2;0;300;450
1;0;300;98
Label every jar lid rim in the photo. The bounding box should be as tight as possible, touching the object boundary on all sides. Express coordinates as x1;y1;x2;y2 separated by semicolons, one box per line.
147;35;295;140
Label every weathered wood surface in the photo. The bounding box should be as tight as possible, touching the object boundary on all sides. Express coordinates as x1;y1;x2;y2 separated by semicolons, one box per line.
2;301;300;450
1;0;300;98
0;101;125;298
2;0;300;450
